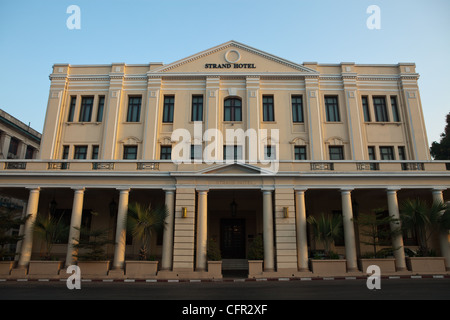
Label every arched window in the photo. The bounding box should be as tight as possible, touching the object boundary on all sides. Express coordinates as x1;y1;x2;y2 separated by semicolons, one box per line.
224;97;242;122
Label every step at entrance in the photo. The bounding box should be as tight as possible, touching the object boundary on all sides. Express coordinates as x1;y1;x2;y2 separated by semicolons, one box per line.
222;259;248;270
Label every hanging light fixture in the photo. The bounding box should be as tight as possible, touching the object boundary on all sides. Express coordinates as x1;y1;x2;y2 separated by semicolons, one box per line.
230;196;237;217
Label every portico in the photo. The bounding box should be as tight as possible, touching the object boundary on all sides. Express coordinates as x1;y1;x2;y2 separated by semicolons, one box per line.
1;160;449;279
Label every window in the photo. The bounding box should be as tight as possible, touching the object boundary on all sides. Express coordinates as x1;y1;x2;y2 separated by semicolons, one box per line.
92;145;99;160
398;146;406;160
294;146;307;160
163;96;174;123
223;145;243;161
263;95;275;121
96;96;105;122
292;95;304;123
391;96;400;122
160;146;172;160
127;96;142;122
79;96;94;122
224;98;242;121
25;146;35;159
380;146;394;160
123;145;138;160
367;146;378;170
373;97;388;122
74;146;88;159
191;95;203;122
62;146;70;159
361;96;371;122
190;144;202;161
68;96;76;122
329;146;344;160
368;146;376;160
325;96;340;122
8;138;19;157
264;145;275;160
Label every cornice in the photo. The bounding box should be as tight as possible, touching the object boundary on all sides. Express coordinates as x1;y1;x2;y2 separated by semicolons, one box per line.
49;72;419;83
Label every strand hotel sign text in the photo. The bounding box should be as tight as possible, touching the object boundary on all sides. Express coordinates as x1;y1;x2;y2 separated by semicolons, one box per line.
205;63;256;69
205;49;256;69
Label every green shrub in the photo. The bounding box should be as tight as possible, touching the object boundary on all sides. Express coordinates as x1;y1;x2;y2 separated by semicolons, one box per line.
247;235;264;260
207;239;222;261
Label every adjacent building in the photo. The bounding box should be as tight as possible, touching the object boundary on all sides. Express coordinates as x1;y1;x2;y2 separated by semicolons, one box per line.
1;41;449;279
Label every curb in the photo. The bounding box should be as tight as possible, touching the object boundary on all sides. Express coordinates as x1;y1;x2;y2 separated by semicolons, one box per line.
1;274;449;283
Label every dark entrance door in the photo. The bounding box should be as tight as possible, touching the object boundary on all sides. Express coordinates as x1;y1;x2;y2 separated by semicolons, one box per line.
220;219;246;259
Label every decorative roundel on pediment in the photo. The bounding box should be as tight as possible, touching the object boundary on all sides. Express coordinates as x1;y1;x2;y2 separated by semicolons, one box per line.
224;49;241;63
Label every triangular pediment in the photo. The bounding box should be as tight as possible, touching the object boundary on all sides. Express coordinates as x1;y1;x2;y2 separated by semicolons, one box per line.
199;163;266;175
151;41;318;75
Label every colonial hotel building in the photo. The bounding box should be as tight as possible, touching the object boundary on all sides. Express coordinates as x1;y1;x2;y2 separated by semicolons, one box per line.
1;41;449;279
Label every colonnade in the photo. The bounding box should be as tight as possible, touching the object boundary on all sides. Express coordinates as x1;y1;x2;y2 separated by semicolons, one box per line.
14;186;450;274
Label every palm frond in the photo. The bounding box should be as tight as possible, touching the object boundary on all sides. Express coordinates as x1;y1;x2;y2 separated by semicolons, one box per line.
127;202;169;260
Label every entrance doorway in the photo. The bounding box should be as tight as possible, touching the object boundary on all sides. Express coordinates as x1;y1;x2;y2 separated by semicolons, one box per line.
220;219;246;259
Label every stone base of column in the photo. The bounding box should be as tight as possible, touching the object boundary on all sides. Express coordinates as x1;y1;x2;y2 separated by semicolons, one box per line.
157;269;222;280
108;268;125;278
10;268;28;278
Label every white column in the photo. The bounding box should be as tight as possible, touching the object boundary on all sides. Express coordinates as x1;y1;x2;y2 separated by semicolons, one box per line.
112;189;130;270
161;189;175;270
196;189;208;271
18;141;27;159
262;189;275;272
341;189;358;272
17;187;40;268
432;188;450;271
0;133;11;159
65;187;85;267
295;189;309;271
387;189;407;271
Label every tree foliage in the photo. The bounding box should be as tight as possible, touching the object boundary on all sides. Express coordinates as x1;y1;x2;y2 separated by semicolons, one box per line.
73;226;112;261
0;207;28;260
355;209;401;258
430;112;450;160
400;198;447;256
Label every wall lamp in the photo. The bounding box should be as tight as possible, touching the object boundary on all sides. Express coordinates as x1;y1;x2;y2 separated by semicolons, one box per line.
283;207;289;218
182;207;187;218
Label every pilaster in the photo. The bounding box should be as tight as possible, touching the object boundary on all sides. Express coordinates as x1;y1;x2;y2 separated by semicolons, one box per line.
274;188;297;271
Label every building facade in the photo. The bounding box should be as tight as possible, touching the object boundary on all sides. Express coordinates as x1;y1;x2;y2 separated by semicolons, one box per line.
1;41;449;279
0;109;40;160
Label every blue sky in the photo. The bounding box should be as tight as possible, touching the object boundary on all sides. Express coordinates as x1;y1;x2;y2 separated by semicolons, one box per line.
0;0;449;146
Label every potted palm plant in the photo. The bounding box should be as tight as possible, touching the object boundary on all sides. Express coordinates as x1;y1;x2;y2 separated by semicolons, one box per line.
0;206;28;277
307;213;347;275
400;198;447;273
28;212;68;278
125;202;168;278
